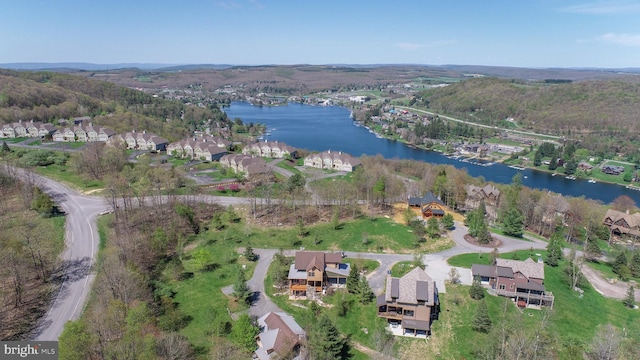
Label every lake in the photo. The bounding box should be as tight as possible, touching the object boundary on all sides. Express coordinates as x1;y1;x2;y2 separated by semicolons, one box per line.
224;101;640;205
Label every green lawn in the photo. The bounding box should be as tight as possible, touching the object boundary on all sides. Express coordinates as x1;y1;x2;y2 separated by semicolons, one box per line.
2;137;28;143
168;235;257;352
444;250;640;358
34;164;105;192
234;215;449;254
276;160;301;174
390;261;422;277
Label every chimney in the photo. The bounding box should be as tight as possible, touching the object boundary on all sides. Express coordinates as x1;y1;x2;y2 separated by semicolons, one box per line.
143;130;146;134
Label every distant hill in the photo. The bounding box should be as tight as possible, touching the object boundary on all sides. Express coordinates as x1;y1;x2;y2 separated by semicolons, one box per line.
0;70;227;141
0;63;181;71
417;76;640;154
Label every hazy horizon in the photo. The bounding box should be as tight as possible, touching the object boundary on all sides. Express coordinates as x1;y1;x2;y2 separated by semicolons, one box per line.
2;1;640;68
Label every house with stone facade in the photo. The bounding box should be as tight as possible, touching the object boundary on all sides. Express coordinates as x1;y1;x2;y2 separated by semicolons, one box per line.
464;184;501;220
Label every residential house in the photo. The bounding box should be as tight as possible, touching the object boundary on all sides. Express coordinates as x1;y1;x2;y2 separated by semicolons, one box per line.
377;267;439;336
472;258;554;308
242;140;298;159
303;150;361;172
52;127;76;142
408;192;447;218
108;130;167;151
603;208;640;239
541;194;570;226
167;135;232;159
255;312;306;360
0;121;27;138
577;162;594;172
288;251;350;298
53;122;115;143
601;164;625;175
219;154;270;179
464;184;501;221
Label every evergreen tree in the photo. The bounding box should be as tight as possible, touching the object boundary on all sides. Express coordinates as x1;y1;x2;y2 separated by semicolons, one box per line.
31;187;56;217
584;237;602;261
630;252;640;278
533;150;542;166
623;286;636;308
347;263;361;294
502;207;524;237
441;213;455;230
355;277;374;304
308;315;349;360
612;252;628;277
427;216;441;238
472;299;492;333
231;314;259;352
243;246;258;262
1;141;10;153
233;269;252;304
469;275;485;300
546;229;564;267
477;220;492;244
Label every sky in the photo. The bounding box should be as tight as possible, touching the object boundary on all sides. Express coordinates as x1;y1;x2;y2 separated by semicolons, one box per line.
1;0;640;68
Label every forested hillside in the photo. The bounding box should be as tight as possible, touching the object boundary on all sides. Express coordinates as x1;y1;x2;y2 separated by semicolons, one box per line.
417;77;640;155
0;70;228;141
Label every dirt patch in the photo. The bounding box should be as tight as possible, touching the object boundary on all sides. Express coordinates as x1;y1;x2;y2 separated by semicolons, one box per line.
463;234;502;248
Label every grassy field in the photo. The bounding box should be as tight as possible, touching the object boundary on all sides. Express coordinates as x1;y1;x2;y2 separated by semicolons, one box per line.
445;250;640;358
34;164;105;192
240;215;452;254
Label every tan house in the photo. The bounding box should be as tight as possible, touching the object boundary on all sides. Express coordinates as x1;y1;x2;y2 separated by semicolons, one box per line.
288;251;350;298
219;154;270;179
243;140;298;159
377;267;439;336
108;130;168;151
52;122;115;143
167;135;232;159
0;121;27;138
472;258;554;308
465;184;501;220
603;208;640;239
255;312;306;360
303;150;361;172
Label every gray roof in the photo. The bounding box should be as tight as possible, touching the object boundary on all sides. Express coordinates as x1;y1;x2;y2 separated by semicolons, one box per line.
401;319;430;331
385;267;436;305
471;264;495;278
496;258;544;281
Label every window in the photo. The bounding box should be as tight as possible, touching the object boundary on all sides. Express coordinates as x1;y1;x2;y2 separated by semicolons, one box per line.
510;285;514;289
308;271;315;277
499;284;506;290
403;309;415;317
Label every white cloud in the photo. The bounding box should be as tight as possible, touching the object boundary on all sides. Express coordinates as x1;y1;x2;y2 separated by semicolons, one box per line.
216;1;240;9
599;33;640;46
561;1;640;14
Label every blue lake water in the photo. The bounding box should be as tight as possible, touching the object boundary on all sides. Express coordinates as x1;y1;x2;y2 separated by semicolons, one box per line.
224;101;640;205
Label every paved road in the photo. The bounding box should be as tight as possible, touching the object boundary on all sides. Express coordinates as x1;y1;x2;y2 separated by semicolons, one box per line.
2;166;110;341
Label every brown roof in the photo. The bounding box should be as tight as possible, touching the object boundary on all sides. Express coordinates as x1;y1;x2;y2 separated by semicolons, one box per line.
294;251;343;271
604;209;640;228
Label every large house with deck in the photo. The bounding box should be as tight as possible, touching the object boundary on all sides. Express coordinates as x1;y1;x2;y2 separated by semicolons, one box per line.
1;120;57;139
377;267;439;336
464;184;501;221
603;208;640;239
219;154;271;179
108;130;168;151
288;251;350;298
472;258;554;308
